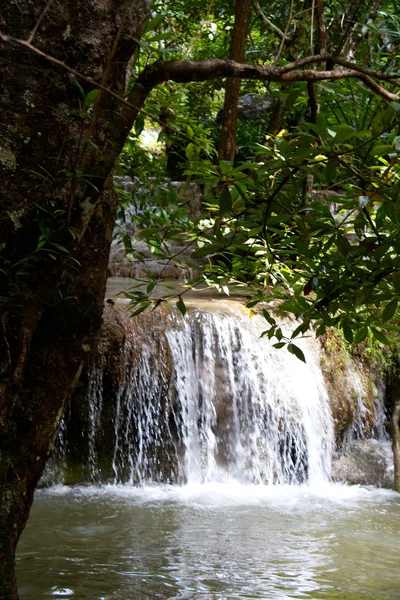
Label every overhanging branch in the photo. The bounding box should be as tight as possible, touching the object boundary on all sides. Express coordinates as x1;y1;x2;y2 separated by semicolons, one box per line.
129;58;399;104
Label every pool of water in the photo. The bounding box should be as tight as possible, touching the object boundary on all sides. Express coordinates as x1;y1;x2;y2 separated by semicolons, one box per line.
17;482;400;599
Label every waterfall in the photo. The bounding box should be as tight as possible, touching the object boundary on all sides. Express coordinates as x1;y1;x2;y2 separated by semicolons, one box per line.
345;365;388;442
53;302;337;487
166;307;333;485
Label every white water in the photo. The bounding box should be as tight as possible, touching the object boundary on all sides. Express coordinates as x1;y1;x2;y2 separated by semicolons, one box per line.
58;303;334;487
166;307;333;485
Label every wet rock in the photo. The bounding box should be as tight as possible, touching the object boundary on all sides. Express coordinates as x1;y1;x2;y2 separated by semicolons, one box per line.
332;440;394;488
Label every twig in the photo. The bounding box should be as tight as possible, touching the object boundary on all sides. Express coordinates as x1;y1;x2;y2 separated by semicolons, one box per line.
183;0;214;59
335;0;364;56
273;0;294;64
0;33;137;107
253;0;285;39
27;0;55;44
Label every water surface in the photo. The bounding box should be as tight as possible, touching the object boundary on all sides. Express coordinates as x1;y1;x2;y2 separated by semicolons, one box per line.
17;483;400;599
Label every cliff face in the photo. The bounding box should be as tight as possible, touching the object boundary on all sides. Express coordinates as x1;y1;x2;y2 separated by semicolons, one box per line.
43;299;392;488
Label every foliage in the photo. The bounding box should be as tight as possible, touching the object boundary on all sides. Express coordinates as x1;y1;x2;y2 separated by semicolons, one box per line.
116;0;400;358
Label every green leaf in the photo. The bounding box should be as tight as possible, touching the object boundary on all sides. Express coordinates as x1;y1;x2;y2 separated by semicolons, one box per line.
131;301;151;317
144;14;165;33
279;300;300;314
291;321;309;338
234;181;248;201
192;243;222;258
342;322;354;344
50;242;69;253
382;299;398;322
332;124;357;143
135;114;145;136
137;227;160;239
186;143;198;161
336;233;351;256
176;297;186;316
84;89;98;109
354;327;368;344
287;343;306;363
324;158;338;183
219;160;233;174
273;342;286;349
36;239;47;250
148;32;174;42
219;187;232;216
375;204;386;228
392;272;400;292
262;309;276;326
73;78;85;101
371;327;390;345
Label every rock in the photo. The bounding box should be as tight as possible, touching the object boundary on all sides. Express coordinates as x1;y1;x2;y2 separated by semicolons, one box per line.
332;439;394;488
109;178;204;279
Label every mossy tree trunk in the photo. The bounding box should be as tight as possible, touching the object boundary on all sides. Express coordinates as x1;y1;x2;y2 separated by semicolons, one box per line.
0;1;151;597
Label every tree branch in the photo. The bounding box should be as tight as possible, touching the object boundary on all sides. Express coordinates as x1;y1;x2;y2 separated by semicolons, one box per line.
2;33;398;112
334;57;400;81
253;0;285;40
153;59;399;102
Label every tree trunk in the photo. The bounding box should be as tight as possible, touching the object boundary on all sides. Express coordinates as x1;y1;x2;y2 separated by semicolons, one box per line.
386;368;400;493
0;1;151;596
219;0;252;161
392;399;400;492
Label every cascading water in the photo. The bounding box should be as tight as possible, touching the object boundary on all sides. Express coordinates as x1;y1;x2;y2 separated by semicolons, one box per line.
54;302;334;486
166;307;333;485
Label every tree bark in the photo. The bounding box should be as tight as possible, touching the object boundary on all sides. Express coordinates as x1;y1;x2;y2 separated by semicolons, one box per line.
219;0;252;161
392;399;400;492
0;1;151;597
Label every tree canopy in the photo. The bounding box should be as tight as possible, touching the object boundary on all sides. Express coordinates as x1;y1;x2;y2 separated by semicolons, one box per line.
115;0;400;357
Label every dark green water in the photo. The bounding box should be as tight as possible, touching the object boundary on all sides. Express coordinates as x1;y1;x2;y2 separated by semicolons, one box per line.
17;483;400;599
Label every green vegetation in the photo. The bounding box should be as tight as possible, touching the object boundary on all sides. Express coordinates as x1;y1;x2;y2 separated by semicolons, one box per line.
117;0;400;362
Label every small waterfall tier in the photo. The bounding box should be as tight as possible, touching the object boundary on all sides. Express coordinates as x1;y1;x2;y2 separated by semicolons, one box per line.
50;300;388;488
166;309;333;485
